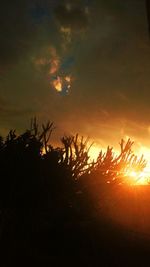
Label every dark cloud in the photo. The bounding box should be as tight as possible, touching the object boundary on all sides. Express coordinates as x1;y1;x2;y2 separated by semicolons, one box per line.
54;4;89;31
1;0;150;151
0;1;35;67
0;0;58;69
146;0;150;34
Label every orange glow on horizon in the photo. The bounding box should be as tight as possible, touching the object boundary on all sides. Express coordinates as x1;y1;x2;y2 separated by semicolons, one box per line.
124;168;150;185
89;144;150;185
41;140;150;186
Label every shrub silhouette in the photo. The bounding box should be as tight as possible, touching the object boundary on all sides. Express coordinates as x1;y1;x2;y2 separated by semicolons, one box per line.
0;118;149;266
92;138;147;185
0;119;96;237
77;139;147;215
0;119;147;240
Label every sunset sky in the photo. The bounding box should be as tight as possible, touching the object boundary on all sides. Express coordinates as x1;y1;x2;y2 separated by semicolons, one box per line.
1;0;150;153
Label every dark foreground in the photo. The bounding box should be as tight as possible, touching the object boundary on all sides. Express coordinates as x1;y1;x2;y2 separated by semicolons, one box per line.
2;184;150;267
1;125;150;266
1;217;150;267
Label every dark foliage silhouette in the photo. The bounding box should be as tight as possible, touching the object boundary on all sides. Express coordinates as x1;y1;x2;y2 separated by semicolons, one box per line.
0;118;149;266
93;138;146;184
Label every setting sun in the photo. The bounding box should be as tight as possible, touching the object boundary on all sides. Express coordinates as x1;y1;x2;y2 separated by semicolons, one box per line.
89;142;150;186
124;168;150;185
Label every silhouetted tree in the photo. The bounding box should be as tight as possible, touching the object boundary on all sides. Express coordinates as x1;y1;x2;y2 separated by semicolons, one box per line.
93;138;146;185
0;119;148;256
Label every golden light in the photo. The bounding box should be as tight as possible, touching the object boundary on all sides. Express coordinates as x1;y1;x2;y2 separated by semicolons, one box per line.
89;145;101;161
52;76;62;92
128;171;137;178
123;165;150;185
52;75;72;93
89;143;150;185
65;75;71;92
134;145;150;185
65;76;71;83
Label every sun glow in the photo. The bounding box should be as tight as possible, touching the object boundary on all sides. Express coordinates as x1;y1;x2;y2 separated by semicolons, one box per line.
133;146;150;185
124;168;150;185
89;145;101;161
89;143;150;185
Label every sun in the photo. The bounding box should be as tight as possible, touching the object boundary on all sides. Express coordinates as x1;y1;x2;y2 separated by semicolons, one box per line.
89;143;150;186
124;167;150;185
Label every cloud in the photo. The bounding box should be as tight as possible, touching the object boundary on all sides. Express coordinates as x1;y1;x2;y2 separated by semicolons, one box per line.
54;3;89;32
33;46;60;74
0;1;35;68
0;0;58;70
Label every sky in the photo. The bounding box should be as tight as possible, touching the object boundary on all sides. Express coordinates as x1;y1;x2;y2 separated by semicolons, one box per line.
1;0;150;154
